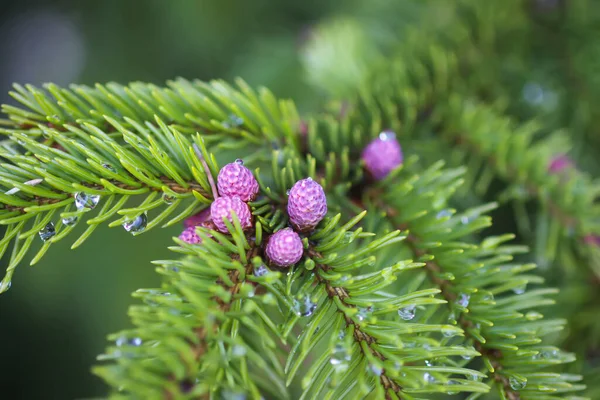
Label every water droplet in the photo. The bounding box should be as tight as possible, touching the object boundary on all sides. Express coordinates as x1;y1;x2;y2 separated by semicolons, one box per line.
330;343;351;372
162;193;175;205
457;293;470;308
468;372;482;381
368;363;383;376
461;216;470;224
534;349;558;360
306;177;313;181
446;379;459;395
525;311;543;321
509;376;527;390
436;209;452;219
513;284;526;295
222;114;244;129
116;336;142;347
425;360;433;366
423;372;435;383
462;354;472;360
442;328;458;338
378;130;395;141
123;213;148;234
61;216;78;226
232;345;247;357
356;307;372;322
74;192;100;211
482;293;494;302
398;304;416;321
286;190;290;196
0;280;12;292
448;312;457;324
294;295;317;317
234;159;244;165
338;330;345;340
102;163;116;172
253;265;268;277
39;222;56;241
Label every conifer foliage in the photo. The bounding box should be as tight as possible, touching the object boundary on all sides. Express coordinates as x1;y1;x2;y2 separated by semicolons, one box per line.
1;0;598;399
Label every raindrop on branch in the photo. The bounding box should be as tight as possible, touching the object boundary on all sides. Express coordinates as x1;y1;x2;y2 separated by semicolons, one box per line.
330;343;351;372
162;193;176;205
253;265;268;277
294;295;317;317
102;163;116;172
123;213;148;234
509;376;527;390
61;216;78;226
456;293;470;308
513;284;526;295
222;114;244;129
398;304;416;321
356;307;372;322
39;222;56;241
74;192;100;211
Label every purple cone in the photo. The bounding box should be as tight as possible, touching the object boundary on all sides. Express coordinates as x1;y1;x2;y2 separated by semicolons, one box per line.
265;228;304;267
361;131;403;180
584;234;600;247
287;178;327;231
184;208;211;228
217;160;259;202
548;155;573;174
179;226;203;244
210;196;252;233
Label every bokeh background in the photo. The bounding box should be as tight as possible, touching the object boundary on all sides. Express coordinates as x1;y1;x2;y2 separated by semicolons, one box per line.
0;0;335;398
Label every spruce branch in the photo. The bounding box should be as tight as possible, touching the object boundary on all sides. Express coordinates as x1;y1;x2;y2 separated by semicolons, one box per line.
364;160;585;399
436;98;600;267
95;224;288;399
281;209;490;399
0;117;221;291
1;78;302;151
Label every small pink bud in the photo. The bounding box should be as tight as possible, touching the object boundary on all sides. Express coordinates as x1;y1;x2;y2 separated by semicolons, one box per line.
362;131;403;180
179;226;202;244
265;228;304;267
287;178;327;231
210;196;252;233
217;160;259;202
548;155;573;174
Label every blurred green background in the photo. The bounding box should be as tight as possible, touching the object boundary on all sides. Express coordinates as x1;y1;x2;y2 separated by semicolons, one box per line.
0;0;336;398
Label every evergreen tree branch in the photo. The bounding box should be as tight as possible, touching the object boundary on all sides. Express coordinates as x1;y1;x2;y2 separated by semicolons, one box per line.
95;224;288;399
1;78;302;150
0;118;223;291
313;251;403;397
283;209;490;399
364;160;585;399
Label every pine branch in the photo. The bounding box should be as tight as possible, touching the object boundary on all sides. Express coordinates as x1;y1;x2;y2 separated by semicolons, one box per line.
365;160;585;398
313;250;403;398
282;209;490;399
95;223;288;399
1;78;302;150
436;98;600;266
0;118;222;291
